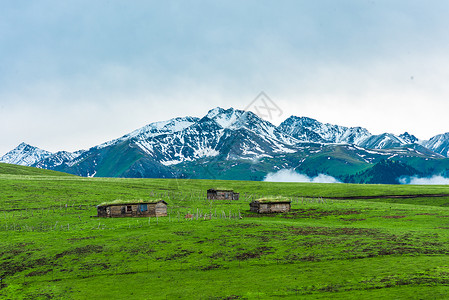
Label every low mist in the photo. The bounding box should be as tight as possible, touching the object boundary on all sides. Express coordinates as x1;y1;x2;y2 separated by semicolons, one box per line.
264;169;341;183
399;175;449;185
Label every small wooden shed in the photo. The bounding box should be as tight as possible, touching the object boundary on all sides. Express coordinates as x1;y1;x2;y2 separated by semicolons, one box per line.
250;198;291;214
207;189;239;200
97;200;167;218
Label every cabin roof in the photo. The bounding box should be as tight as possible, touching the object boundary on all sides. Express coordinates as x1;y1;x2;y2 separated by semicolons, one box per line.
207;188;235;192
97;199;167;207
252;197;291;204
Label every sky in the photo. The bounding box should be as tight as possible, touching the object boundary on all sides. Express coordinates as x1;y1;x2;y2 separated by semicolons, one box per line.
1;0;449;155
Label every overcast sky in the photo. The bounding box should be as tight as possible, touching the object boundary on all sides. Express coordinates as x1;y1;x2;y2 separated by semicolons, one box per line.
1;1;449;155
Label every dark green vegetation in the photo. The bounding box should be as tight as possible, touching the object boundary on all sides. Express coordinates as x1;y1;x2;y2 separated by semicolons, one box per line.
54;144;178;178
171;145;449;183
345;160;420;184
2;165;449;299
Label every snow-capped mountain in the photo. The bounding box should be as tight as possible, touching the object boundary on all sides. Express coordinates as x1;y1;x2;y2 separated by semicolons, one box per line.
34;150;85;169
277;116;425;152
399;132;418;144
358;133;406;150
95;116;200;150
1;107;300;177
1;106;449;182
421;132;449;157
0;142;53;166
133;107;299;166
278;116;371;144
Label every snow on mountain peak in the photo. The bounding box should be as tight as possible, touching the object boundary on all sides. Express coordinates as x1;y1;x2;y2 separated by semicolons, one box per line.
205;107;241;128
0;142;53;166
142;116;198;134
278;116;372;144
421;132;449;157
206;107;225;119
399;132;418;144
214;109;240;128
96;116;199;149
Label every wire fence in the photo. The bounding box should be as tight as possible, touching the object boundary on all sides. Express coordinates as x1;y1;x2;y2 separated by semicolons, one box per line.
0;189;333;233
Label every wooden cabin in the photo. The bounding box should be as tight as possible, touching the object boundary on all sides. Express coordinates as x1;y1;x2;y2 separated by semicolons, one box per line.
97;200;167;218
207;189;239;200
250;198;291;214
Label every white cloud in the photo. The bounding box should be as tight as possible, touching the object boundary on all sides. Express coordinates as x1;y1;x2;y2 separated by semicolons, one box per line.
399;175;449;185
264;169;341;183
2;1;449;155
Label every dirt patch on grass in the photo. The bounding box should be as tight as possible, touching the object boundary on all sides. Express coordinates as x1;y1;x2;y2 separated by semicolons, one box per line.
243;208;361;219
165;249;194;261
235;246;274;261
0;261;27;276
225;223;261;228
209;251;226;259
66;236;97;241
1;253;50;276
235;251;261;260
380;216;407;219
157;240;172;244
25;269;52;277
286;226;379;237
173;231;193;236
200;264;223;271
80;262;110;270
55;245;104;259
218;296;242;300
284;254;320;262
283;208;361;219
32;257;50;266
0;242;33;257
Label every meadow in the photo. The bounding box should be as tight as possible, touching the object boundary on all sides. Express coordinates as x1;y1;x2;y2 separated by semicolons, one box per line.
2;168;449;299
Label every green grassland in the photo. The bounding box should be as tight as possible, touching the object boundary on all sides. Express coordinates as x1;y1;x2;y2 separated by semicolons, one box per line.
2;167;449;299
0;163;75;177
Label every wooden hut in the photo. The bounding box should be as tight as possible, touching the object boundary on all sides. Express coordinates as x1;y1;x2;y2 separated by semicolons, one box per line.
250;198;291;214
207;189;239;200
97;200;167;218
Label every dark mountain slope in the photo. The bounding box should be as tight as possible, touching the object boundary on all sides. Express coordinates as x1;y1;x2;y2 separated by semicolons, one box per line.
345;160;420;184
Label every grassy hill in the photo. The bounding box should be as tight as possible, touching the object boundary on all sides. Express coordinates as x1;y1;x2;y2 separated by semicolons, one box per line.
0;162;75;177
2;176;449;299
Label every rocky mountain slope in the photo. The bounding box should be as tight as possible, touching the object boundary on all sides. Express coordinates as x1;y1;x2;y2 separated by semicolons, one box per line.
0;142;53;166
1;107;448;183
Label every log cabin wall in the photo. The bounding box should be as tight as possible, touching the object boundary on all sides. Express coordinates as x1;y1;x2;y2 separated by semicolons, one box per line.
97;201;168;217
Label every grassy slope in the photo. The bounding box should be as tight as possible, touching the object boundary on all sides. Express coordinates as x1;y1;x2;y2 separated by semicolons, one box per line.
2;176;449;299
297;145;371;177
0;162;74;177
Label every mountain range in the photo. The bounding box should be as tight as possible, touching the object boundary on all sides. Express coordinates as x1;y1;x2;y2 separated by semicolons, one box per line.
2;107;449;184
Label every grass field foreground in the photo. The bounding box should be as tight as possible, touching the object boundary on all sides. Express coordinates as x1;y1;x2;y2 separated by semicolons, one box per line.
2;174;449;299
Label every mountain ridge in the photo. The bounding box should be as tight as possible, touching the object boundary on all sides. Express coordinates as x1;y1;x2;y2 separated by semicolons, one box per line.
2;107;449;183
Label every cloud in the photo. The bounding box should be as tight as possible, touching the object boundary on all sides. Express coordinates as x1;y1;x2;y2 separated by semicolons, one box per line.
264;169;341;183
2;1;449;155
399;175;449;185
